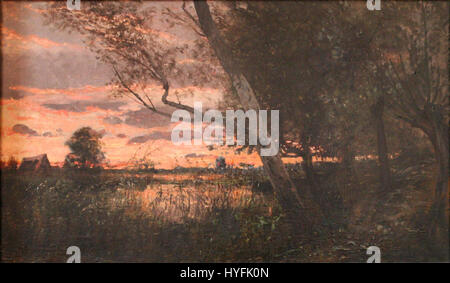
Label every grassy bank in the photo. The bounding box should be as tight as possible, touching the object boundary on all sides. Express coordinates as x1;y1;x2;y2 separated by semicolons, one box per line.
1;160;444;262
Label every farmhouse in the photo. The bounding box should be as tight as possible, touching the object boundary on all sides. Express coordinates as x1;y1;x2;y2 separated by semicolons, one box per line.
19;154;52;172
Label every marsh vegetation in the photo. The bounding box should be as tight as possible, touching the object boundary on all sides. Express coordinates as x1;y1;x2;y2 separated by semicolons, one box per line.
1;157;442;262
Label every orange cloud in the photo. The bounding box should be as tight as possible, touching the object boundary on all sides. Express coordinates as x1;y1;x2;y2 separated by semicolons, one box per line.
2;27;83;51
9;85;111;99
23;3;46;15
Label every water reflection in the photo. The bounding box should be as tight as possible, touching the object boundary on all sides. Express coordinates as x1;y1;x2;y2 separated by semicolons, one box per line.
111;182;269;223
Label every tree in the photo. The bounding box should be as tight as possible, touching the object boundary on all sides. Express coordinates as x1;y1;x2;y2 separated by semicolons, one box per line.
374;1;448;252
215;1;384;194
6;156;18;171
64;127;105;169
44;1;321;229
370;96;392;192
193;1;323;229
218;2;340;187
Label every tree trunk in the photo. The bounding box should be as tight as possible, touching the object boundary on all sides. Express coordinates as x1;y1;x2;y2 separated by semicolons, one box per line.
341;145;355;170
301;146;319;190
193;1;322;229
425;115;449;259
370;96;392;192
338;142;358;207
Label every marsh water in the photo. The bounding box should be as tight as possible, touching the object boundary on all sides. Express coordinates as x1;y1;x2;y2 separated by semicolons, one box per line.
112;181;270;222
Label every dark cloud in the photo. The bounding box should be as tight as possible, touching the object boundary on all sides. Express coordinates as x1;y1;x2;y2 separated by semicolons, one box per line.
127;131;171;144
42;101;125;112
42;129;65;137
116;133;127;138
128;135;152;144
2;41;113;93
123;107;171;129
184;153;210;159
2;88;26;100
12;124;39;136
103;116;123;125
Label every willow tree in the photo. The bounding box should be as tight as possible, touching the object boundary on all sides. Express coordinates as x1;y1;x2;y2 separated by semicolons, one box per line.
44;1;321;230
208;1;392;194
376;1;448;252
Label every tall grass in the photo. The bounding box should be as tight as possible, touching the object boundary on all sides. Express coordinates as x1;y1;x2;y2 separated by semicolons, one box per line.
1;159;440;262
2;171;289;262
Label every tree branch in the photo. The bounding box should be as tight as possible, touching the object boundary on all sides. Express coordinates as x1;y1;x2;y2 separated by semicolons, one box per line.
113;65;171;117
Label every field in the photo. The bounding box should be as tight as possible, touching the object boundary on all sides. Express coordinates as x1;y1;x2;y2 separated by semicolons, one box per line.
1;160;445;262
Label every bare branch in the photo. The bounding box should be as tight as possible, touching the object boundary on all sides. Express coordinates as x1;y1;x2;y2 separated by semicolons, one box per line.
389;59;423;116
164;3;206;38
182;2;205;37
112;65;171;117
160;82;195;113
145;94;156;110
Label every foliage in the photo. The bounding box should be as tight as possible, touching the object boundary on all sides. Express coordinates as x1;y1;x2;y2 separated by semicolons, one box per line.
1;162;441;262
6;156;18;171
64;127;105;169
43;1;224;115
127;148;159;172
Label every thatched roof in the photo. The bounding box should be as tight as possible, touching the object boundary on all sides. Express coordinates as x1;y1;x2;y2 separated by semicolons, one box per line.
19;154;51;171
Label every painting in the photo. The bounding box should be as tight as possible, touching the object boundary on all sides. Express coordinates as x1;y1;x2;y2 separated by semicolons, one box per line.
1;1;448;264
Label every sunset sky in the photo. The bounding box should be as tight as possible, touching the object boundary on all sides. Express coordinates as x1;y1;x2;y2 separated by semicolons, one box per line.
0;1;274;169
